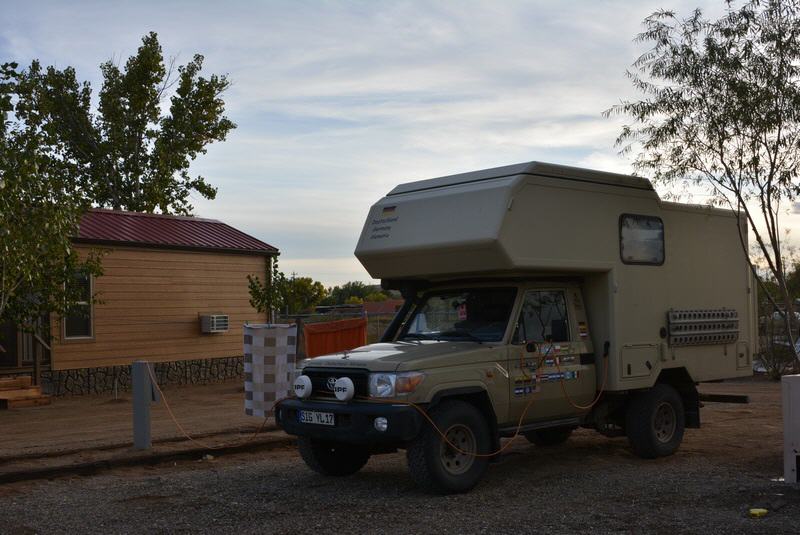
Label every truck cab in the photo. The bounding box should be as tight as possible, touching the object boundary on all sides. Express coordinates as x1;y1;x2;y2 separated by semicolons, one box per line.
276;161;755;494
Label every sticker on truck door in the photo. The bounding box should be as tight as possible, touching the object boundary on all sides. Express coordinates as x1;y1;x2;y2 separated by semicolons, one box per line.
578;322;589;338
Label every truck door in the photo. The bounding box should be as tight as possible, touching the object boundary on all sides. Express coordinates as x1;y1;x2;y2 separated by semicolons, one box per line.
507;288;597;423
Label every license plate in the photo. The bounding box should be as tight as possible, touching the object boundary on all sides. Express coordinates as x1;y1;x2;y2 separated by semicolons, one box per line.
298;410;335;426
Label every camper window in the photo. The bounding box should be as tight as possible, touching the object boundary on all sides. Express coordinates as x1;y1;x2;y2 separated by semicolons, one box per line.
515;290;570;343
619;214;665;265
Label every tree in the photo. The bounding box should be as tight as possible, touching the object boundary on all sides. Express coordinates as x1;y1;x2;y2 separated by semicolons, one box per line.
607;0;800;364
0;62;102;338
282;274;327;314
248;261;328;317
247;257;285;322
320;281;390;305
23;32;235;215
364;291;388;302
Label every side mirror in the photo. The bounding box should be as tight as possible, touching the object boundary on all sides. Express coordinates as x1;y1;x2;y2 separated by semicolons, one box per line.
525;341;538;353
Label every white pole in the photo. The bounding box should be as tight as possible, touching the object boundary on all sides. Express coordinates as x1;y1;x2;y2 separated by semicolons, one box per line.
783;374;800;484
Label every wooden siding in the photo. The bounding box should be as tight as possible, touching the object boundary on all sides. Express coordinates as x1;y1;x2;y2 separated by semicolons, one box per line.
50;245;269;370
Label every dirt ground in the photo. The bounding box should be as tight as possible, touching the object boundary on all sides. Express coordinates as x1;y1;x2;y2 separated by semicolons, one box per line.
0;381;266;459
0;376;797;534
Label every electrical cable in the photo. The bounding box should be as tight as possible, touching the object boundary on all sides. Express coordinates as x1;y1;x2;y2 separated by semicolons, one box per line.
146;364;278;450
275;345;556;459
553;345;610;411
143;342;606;458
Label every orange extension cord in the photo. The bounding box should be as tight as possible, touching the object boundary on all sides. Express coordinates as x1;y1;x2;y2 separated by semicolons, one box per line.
356;345;610;458
147;346;608;458
145;365;278;451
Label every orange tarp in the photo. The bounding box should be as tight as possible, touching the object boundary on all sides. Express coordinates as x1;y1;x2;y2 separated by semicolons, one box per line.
304;317;368;358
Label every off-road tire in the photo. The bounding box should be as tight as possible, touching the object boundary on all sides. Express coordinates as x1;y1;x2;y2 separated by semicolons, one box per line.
297;437;370;476
625;383;685;459
524;426;574;446
406;399;491;494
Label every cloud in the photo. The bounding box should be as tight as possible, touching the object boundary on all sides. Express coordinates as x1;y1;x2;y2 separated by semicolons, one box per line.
2;0;730;285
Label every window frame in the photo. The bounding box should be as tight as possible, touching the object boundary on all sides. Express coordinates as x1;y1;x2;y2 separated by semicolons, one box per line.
618;213;665;266
62;273;94;341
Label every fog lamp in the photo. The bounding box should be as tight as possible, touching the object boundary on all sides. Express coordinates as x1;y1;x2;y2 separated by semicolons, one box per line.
374;417;389;432
293;375;312;399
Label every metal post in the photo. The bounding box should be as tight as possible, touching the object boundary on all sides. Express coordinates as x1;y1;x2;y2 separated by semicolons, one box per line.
132;360;152;450
32;344;40;387
295;317;305;359
783;375;800;484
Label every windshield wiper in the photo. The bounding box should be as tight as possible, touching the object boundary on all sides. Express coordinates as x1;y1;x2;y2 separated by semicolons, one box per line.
438;330;484;344
401;333;433;341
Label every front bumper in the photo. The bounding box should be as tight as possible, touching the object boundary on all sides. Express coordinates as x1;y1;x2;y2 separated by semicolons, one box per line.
275;398;423;444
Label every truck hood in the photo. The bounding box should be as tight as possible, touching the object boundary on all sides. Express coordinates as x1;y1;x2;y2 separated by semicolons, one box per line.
299;341;486;372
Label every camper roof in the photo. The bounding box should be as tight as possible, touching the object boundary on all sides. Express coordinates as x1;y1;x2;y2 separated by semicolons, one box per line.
387;161;654;196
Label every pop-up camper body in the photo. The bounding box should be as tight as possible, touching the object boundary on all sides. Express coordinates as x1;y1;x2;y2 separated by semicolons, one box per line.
355;161;756;391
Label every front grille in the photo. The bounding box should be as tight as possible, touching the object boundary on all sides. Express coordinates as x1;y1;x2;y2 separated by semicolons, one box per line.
303;367;370;399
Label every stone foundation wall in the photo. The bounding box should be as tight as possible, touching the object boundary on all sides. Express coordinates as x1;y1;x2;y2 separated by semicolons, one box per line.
41;356;244;396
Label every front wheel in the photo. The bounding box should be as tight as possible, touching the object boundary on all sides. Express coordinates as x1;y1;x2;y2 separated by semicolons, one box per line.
625;384;685;459
297;437;370;476
406;400;491;494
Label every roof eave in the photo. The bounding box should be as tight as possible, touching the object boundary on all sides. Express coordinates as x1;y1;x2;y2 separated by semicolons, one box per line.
71;237;279;256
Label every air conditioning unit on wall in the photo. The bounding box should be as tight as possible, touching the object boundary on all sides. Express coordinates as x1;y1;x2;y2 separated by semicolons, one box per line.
200;314;229;334
784;375;800;484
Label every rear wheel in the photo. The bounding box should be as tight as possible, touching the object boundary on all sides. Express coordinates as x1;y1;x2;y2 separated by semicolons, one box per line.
524;426;573;447
406;400;490;494
625;384;685;459
297;437;370;476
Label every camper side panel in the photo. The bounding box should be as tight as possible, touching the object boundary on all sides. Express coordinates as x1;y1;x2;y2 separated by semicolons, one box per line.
656;205;755;382
500;179;754;391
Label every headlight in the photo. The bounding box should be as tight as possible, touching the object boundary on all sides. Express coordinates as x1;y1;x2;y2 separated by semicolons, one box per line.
369;373;396;398
368;372;425;398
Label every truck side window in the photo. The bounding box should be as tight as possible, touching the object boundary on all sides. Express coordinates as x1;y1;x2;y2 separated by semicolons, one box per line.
516;290;570;343
619;214;665;265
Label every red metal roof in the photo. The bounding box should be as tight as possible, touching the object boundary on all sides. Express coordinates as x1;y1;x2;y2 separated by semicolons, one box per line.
363;299;404;315
74;209;278;255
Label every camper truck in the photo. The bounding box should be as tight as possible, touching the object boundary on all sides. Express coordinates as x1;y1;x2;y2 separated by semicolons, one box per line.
276;161;756;494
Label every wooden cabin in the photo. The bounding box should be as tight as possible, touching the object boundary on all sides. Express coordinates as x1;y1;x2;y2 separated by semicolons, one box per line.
0;209;277;399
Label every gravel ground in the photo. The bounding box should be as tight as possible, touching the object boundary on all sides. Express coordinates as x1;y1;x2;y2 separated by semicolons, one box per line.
1;379;797;534
0;431;797;535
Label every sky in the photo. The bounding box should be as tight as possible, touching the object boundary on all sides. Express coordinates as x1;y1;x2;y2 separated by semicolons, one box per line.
2;0;746;285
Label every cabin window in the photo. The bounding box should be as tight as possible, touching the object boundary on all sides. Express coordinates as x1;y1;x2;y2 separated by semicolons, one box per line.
619;214;665;265
515;290;570;343
64;272;93;339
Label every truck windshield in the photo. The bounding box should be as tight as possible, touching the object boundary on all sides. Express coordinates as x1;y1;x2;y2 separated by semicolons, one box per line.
399;287;517;343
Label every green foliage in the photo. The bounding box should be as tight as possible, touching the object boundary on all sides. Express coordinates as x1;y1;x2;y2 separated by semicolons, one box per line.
608;0;800;365
364;291;388;302
320;281;391;306
20;32;235;215
283;275;328;314
248;260;328;317
247;257;285;321
0;62;103;330
785;262;800;298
